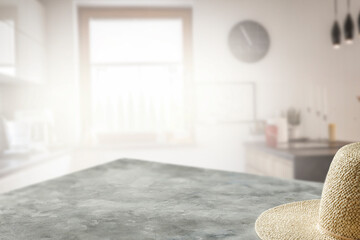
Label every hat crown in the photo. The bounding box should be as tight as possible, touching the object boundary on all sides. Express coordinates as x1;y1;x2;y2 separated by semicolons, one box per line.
319;143;360;239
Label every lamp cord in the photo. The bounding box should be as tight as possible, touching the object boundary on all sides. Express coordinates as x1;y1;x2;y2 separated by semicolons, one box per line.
334;0;338;18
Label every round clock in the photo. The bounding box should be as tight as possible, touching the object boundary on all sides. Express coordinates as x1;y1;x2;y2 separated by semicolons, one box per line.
228;20;270;63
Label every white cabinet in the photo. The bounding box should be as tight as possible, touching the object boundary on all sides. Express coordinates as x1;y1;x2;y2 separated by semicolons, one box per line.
0;4;16;76
17;0;45;43
0;0;45;83
0;152;72;193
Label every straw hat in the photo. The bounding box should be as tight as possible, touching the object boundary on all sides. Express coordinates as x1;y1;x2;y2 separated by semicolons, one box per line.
255;142;360;240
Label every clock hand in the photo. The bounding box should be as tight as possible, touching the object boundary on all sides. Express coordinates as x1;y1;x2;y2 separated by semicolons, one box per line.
240;26;253;46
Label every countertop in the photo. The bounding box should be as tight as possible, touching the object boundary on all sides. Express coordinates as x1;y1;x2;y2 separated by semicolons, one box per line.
0;148;72;178
0;159;323;240
244;140;350;160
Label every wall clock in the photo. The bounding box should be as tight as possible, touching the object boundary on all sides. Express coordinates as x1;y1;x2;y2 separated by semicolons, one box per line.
228;20;270;63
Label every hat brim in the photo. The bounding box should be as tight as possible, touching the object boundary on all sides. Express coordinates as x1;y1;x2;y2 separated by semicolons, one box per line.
255;199;339;240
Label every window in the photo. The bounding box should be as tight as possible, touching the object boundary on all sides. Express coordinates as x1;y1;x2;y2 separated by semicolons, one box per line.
79;8;193;145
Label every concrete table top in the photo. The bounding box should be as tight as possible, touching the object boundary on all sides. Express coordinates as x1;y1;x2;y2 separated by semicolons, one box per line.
0;159;323;240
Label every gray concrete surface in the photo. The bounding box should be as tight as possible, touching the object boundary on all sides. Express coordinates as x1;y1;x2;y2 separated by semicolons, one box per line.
0;159;323;239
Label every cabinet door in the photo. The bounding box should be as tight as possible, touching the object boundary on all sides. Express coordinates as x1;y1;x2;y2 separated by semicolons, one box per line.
0;4;16;76
0;0;45;83
17;0;45;83
245;148;294;179
17;0;45;43
17;30;45;82
0;155;72;194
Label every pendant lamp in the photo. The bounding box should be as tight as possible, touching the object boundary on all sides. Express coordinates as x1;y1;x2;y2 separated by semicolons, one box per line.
344;0;354;44
331;0;341;49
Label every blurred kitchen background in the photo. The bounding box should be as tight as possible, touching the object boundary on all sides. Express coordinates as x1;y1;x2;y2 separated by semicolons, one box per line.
0;0;360;193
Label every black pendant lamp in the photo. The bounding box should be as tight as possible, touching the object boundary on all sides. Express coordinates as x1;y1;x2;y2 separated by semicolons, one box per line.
332;0;341;49
344;0;354;44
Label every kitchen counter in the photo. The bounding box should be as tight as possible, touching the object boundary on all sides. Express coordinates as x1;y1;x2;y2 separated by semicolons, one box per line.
0;159;323;239
244;141;350;182
0;148;73;194
0;148;72;178
244;141;350;160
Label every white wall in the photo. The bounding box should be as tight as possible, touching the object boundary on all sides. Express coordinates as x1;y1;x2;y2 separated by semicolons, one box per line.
41;0;360;172
43;0;80;144
193;0;360;141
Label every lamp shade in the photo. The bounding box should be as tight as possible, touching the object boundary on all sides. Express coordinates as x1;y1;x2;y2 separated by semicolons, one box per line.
332;21;341;48
344;14;354;43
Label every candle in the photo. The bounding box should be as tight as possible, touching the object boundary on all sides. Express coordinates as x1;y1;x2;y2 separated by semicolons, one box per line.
328;123;336;142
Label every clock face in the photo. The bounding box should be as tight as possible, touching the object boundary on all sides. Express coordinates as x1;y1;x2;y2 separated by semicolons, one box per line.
228;20;270;63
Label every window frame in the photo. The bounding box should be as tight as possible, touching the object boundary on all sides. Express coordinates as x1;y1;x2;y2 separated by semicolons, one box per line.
78;7;194;145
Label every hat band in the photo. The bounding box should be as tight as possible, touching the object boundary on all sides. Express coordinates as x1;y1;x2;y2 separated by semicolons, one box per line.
318;224;358;240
